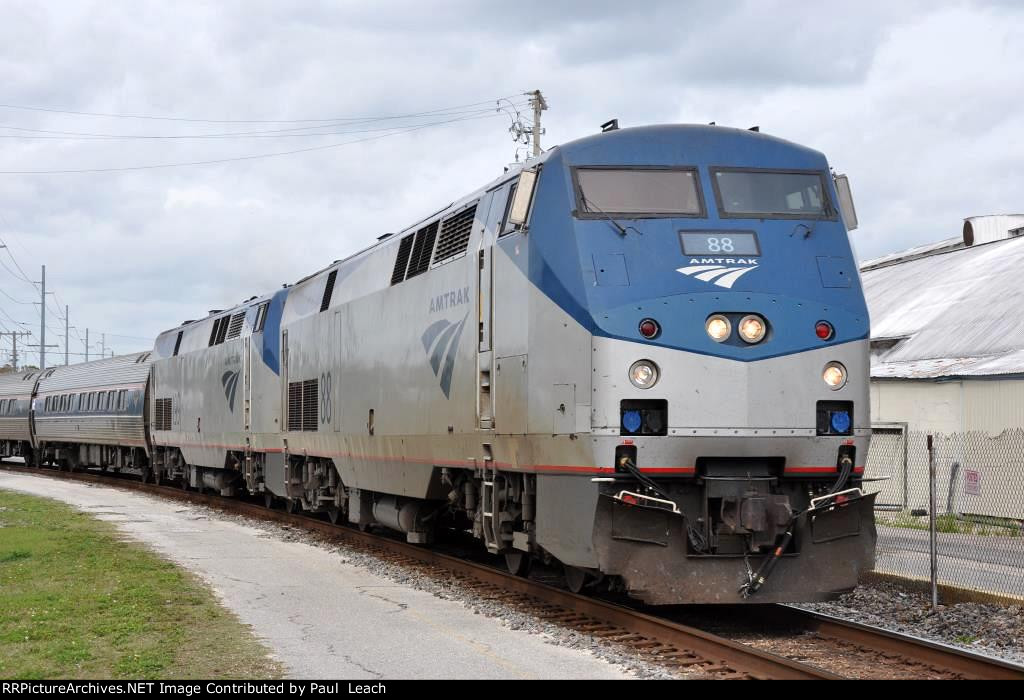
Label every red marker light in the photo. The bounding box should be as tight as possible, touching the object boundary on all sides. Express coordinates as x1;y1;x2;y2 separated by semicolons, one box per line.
639;318;660;339
815;321;834;340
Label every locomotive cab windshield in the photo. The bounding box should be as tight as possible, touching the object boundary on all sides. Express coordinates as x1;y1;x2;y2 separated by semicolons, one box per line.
711;168;835;219
573;167;704;218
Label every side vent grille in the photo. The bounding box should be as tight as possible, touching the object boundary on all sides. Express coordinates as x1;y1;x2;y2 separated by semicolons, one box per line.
302;379;319;431
209;316;235;346
433;204;477;265
391;235;414;285
287;380;320;432
226;312;246;340
154;398;172;431
216;315;230;344
287;381;302;431
406;221;438;279
320;269;338;312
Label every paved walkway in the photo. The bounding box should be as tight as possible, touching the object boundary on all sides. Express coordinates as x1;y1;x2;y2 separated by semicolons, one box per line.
876;525;1024;600
0;471;630;680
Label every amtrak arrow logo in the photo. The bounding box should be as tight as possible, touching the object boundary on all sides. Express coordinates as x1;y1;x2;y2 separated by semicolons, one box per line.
420;313;468;399
677;262;758;289
221;370;239;412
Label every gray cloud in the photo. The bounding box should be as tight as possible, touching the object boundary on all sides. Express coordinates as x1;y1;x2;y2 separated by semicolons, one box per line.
0;0;1021;362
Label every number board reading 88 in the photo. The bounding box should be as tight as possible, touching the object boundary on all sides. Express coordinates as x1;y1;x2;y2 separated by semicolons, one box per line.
679;231;760;256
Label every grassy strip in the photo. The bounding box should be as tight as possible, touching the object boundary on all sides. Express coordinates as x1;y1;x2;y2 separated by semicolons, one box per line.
876;510;1023;537
0;490;283;679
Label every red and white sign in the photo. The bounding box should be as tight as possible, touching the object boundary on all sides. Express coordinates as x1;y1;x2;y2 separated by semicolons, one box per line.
965;469;981;496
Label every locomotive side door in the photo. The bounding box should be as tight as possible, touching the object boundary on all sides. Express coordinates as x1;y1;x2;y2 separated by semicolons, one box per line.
333;310;341;433
489;170;537;436
477;213;495;430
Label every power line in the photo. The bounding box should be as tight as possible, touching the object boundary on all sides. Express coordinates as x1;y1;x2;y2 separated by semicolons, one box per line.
0;225;38;284
0;287;32;305
0;243;36;285
0;104;529;141
0;94;526;124
0;111;504;175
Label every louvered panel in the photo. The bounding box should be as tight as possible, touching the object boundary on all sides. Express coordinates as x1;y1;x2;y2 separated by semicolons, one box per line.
215;316;230;344
287;382;303;432
225;312;246;340
406;221;438;279
433;205;477;264
154;398;172;431
302;379;319;432
390;235;415;285
320;269;338;312
158;398;172;431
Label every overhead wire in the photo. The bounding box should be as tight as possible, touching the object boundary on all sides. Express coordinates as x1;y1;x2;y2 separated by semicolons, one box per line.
0;103;530;141
0;94;526;124
0;110;507;174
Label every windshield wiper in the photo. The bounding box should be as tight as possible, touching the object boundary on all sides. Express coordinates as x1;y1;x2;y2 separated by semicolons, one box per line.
579;190;643;238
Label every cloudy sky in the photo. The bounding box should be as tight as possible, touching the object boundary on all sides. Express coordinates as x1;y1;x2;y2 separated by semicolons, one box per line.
0;0;1021;365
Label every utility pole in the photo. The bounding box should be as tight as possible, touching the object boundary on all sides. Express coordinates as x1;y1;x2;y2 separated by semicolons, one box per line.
101;332;106;359
528;89;548;157
1;331;31;371
84;328;90;363
40;265;46;370
64;305;69;366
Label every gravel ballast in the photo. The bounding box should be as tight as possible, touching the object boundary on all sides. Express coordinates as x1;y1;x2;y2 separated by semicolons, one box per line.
798;581;1024;666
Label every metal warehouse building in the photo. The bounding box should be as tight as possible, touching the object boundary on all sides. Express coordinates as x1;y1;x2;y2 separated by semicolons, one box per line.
860;214;1024;517
862;214;1024;434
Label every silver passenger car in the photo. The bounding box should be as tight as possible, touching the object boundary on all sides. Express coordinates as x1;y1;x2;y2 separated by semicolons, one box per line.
33;352;153;472
0;370;37;459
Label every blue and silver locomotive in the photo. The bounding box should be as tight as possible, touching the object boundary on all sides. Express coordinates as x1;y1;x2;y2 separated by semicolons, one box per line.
6;124;875;603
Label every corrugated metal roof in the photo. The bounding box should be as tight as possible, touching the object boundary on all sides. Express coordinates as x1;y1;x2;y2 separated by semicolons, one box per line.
862;234;1024;379
0;371;39;399
35;352;152;394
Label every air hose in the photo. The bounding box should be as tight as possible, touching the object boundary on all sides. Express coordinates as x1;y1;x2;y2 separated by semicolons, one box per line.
619;455;708;553
739;455;855;598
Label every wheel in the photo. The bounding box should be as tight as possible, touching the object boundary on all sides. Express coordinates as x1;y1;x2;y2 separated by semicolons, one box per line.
285;498;299;514
504;551;531;577
264;492;274;509
180;476;190;491
141;466;152;483
563;565;589;594
326;506;342;525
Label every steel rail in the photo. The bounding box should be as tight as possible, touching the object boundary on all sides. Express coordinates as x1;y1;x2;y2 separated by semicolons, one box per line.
776;606;1024;680
0;462;833;680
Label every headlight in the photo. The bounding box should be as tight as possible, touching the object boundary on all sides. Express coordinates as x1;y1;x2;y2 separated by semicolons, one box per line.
738;315;766;344
629;360;659;389
705;315;731;343
823;362;847;390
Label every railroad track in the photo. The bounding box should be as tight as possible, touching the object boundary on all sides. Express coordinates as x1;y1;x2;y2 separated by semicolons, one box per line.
3;462;1022;680
772;606;1024;680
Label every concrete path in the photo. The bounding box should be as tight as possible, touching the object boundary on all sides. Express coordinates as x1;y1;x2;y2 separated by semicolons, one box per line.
876;524;1024;600
0;471;630;680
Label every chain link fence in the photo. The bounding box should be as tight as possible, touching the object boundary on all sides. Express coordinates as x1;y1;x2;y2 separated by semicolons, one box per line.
864;427;1024;601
